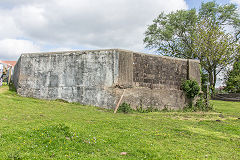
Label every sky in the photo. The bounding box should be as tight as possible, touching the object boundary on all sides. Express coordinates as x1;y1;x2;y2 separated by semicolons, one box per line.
0;0;239;61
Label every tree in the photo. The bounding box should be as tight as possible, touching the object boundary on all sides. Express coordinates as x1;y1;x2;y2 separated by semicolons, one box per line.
224;56;240;93
193;19;235;93
199;1;240;42
144;9;197;59
144;1;240;92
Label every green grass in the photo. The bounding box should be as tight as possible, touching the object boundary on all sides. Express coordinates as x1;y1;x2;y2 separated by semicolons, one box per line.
0;86;239;159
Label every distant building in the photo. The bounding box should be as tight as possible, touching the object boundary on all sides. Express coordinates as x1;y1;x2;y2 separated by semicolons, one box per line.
0;63;3;86
0;60;17;86
0;61;17;67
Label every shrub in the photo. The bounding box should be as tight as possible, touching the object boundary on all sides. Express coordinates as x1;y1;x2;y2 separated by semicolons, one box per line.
181;80;200;99
184;96;213;112
195;97;213;111
118;102;132;113
180;79;213;111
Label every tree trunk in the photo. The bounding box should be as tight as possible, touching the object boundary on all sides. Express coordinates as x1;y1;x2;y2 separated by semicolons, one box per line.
213;68;217;94
208;70;215;98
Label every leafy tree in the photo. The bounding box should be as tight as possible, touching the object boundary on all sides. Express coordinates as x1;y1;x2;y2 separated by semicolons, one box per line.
144;1;240;92
144;9;197;59
224;56;240;93
199;1;240;42
193;18;235;92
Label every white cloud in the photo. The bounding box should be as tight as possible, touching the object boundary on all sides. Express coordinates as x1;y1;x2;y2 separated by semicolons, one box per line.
0;10;22;39
12;5;48;38
48;47;74;52
0;0;188;60
231;0;240;13
231;0;240;5
0;39;40;60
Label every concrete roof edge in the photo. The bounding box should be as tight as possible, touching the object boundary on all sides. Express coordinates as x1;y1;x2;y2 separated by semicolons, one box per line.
20;48;200;63
118;49;200;63
21;49;121;56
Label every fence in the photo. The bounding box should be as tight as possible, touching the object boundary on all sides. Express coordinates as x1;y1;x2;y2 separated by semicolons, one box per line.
212;93;240;102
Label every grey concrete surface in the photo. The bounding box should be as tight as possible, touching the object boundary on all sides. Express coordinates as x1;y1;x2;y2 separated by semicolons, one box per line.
13;49;201;109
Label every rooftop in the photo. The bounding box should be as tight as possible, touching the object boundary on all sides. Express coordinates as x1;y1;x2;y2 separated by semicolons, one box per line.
0;61;17;67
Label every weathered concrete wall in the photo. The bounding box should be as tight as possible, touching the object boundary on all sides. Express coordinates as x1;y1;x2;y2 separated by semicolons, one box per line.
188;59;201;85
14;50;119;108
114;51;198;110
133;52;188;89
13;49;201;110
12;57;21;89
118;51;133;87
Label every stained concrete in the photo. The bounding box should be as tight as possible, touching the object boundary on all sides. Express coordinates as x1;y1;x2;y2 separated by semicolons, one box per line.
13;49;201;110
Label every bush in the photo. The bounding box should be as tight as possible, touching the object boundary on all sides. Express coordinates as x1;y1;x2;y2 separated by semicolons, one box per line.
181;79;213;111
195;97;213;111
181;80;200;99
184;97;213;111
118;102;133;113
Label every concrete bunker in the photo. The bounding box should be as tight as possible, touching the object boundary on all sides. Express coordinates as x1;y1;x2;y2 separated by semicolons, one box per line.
13;49;201;110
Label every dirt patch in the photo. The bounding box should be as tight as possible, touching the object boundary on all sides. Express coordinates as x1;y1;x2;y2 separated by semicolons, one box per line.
168;112;237;121
0;86;9;94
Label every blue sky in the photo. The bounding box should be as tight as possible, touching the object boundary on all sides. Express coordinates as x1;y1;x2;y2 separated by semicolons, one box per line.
0;0;239;60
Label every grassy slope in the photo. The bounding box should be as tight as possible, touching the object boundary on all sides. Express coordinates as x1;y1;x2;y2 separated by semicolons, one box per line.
0;86;239;159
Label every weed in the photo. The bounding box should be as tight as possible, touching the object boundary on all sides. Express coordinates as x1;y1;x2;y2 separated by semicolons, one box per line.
136;105;146;113
136;106;160;113
118;102;133;113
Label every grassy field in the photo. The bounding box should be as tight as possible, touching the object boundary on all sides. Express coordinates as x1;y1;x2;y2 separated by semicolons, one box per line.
0;85;239;159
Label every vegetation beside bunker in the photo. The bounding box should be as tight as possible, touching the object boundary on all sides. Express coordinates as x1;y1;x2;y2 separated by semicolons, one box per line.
117;80;212;113
181;79;213;111
117;102;160;113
